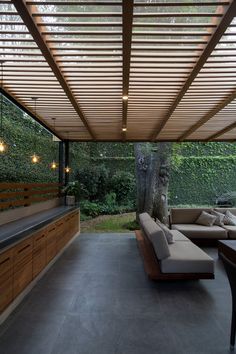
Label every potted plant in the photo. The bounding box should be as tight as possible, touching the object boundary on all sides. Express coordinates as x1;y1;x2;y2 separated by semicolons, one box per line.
62;181;80;206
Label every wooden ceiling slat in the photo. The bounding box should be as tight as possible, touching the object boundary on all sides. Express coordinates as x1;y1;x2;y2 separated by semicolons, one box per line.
179;90;236;141
32;12;121;17
151;0;236;141
207;120;236;140
12;0;95;140
36;21;122;27
135;1;230;6
26;1;122;5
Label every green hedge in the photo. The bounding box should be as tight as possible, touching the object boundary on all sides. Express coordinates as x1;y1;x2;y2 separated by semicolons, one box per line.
169;156;236;206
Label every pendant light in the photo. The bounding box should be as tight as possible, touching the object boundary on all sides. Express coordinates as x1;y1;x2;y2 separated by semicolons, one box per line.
31;97;40;164
0;60;7;154
65;166;71;174
64;131;71;173
50;118;58;170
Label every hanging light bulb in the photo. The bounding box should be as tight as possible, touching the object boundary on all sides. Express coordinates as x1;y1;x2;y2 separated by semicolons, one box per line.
0;60;7;154
31;153;39;164
65;166;71;173
31;97;40;164
50;160;57;170
0;140;6;153
50;118;58;170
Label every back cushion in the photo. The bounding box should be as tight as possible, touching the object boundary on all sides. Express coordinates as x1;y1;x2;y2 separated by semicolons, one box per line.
170;208;212;224
139;212;151;224
139;214;170;260
215;208;236;217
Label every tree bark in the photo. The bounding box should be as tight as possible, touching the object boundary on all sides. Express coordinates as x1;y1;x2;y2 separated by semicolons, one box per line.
153;142;172;225
134;142;172;225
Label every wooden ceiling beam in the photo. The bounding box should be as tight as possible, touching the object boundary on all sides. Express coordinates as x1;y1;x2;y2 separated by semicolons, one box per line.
12;0;95;140
207;120;236;141
122;0;133;137
151;0;236;140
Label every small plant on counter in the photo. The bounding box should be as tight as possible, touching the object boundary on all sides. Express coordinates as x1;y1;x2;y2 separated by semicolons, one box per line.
62;181;80;206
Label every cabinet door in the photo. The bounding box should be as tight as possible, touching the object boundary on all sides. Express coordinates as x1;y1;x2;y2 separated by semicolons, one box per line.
13;238;33;298
56;219;65;251
46;224;57;263
33;229;47;278
0;249;13;313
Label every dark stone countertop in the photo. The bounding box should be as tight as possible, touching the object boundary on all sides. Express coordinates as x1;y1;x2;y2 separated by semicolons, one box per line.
0;205;79;251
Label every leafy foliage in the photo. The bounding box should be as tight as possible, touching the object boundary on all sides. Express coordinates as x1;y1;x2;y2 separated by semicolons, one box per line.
110;171;136;203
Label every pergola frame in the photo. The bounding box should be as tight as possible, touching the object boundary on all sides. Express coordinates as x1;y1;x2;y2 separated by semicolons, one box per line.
0;0;236;142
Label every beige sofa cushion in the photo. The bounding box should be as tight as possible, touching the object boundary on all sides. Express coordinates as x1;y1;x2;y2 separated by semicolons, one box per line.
160;242;214;274
195;211;216;227
210;210;225;227
170;230;190;242
156;219;174;244
215;208;236;216
171;224;227;239
170;208;212;224
139;212;151;224
222;225;236;239
139;214;170;260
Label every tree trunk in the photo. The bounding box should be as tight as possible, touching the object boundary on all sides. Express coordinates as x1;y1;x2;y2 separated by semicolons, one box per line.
134;142;172;225
153;142;172;225
134;143;157;219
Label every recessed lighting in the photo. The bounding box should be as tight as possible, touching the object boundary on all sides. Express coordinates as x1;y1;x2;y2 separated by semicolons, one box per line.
122;95;128;100
122;127;127;132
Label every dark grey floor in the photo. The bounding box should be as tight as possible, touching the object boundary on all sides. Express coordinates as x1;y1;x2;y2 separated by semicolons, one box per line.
0;233;233;354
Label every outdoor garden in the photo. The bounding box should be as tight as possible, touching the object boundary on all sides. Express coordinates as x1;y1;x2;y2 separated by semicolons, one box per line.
1;96;236;232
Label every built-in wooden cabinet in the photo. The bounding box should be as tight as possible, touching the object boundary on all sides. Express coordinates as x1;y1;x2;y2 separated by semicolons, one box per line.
13;238;33;298
0;209;80;314
0;248;14;312
33;229;47;278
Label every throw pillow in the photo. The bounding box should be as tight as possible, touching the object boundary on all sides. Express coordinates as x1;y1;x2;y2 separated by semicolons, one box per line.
211;210;225;226
224;210;236;226
195;211;216;227
156;219;174;244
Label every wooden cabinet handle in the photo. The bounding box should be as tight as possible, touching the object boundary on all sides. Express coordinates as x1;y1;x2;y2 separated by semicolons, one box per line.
35;234;45;242
18;244;30;254
0;257;10;266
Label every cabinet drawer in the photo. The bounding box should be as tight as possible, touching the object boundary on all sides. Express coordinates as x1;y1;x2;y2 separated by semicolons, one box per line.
14;238;33;266
33;229;47;252
33;251;46;278
0;277;13;313
0;248;13;277
13;262;32;298
46;243;57;263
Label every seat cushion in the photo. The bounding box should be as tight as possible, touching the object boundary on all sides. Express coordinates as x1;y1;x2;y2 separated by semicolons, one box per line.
139;214;170;260
170;230;190;242
171;224;227;239
222;225;236;239
160;242;214;274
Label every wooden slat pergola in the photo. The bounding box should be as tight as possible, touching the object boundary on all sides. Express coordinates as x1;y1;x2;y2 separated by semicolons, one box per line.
0;0;236;142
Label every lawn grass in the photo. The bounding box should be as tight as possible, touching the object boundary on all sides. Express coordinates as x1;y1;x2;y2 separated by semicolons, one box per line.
81;212;138;233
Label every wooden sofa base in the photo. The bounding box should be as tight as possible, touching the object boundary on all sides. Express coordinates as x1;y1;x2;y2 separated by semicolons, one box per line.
135;230;214;281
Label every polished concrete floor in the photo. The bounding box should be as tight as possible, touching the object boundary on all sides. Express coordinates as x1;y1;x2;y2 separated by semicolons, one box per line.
0;233;233;354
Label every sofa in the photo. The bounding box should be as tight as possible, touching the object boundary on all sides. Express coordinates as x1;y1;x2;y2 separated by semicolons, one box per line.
137;212;214;281
170;208;236;242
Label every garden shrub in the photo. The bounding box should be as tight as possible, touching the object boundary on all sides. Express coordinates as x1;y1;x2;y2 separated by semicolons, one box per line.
76;164;109;201
110;171;135;203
